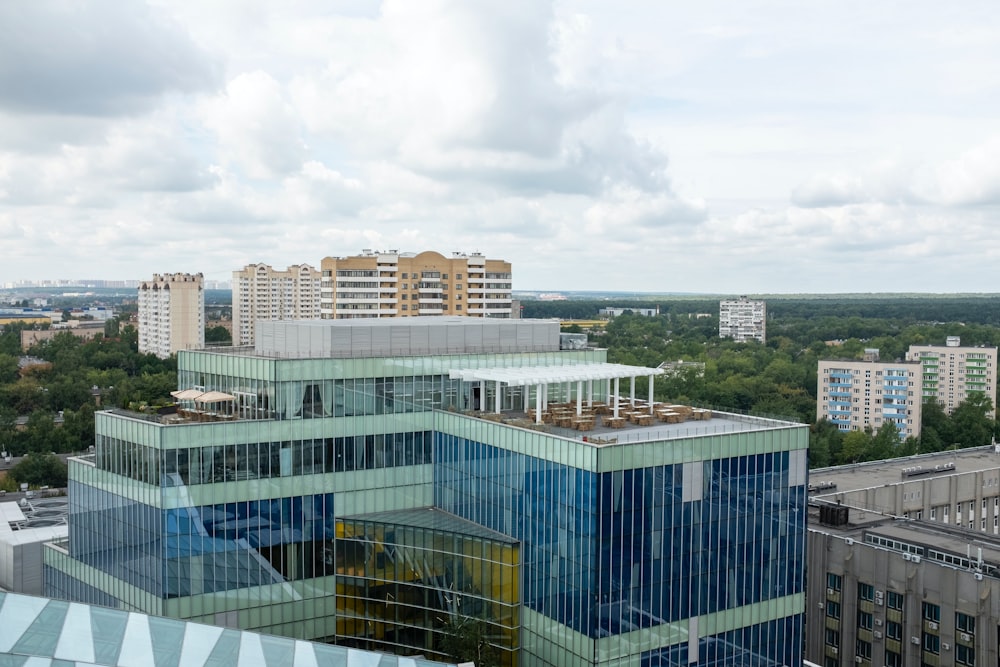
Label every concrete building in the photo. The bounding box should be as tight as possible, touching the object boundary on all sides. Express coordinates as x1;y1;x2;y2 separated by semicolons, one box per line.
44;317;807;667
232;263;322;346
320;250;512;319
137;273;204;359
817;358;923;439
599;306;660;317
719;296;766;343
906;336;997;416
0;500;67;595
20;321;107;351
806;446;1000;666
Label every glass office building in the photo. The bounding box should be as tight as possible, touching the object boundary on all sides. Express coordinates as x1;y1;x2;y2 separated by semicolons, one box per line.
44;318;807;666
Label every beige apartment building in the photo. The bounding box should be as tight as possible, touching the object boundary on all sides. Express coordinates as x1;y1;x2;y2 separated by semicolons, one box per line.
232;263;322;346
817;356;923;439
906;336;997;416
137;273;204;359
319;250;513;319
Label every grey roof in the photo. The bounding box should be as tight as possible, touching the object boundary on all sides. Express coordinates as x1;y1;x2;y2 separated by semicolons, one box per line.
809;445;1000;494
0;591;455;667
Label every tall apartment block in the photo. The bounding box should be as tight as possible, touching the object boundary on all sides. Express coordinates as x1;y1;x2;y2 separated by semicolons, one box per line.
44;317;807;667
906;336;997;415
232;263;322;346
719;296;766;343
817;358;923;438
137;273;204;359
806;447;1000;666
320;250;512;319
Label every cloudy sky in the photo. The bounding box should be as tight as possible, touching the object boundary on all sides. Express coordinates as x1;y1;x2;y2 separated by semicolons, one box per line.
2;1;999;293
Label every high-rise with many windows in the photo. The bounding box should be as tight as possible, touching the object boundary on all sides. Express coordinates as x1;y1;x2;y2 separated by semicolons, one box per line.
719;296;766;343
232;263;322;346
906;336;997;416
137;273;204;359
320;250;512;319
44;317;807;666
816;358;923;438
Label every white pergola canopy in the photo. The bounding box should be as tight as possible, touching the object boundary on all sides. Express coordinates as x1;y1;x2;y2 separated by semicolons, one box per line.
450;362;664;422
449;362;663;386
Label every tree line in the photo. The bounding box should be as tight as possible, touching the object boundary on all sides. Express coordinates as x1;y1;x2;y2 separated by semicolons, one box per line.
0;319;177;457
534;297;1000;468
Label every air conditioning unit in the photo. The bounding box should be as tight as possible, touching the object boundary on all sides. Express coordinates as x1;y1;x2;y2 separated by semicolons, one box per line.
874;618;883;627
855;657;863;664
911;636;921;645
928;621;938;630
943;642;951;651
912;555;921;563
831;646;839;655
960;632;972;642
845;538;855;546
874;630;883;639
974;572;984;581
903;553;912;561
828;587;835;595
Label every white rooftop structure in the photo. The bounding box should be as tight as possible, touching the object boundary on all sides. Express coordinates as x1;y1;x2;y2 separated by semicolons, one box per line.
0;590;454;666
0;500;69;595
450;362;665;422
450;362;663;386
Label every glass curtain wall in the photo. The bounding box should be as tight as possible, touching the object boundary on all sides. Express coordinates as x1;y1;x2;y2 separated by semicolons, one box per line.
434;434;805;666
334;516;519;666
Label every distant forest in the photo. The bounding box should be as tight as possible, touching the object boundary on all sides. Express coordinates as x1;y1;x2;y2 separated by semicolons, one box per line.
524;295;1000;467
521;295;1000;326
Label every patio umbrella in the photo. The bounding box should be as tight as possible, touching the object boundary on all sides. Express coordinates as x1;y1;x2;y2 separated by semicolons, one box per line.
195;391;236;403
171;389;205;400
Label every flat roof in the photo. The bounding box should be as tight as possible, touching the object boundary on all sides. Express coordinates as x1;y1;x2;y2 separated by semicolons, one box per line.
280;316;552;328
810;515;1000;574
450;362;663;386
809;446;1000;494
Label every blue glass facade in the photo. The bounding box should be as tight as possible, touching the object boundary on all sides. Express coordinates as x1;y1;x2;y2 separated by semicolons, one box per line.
44;320;807;665
65;480;337;599
641;616;803;666
434;434;805;663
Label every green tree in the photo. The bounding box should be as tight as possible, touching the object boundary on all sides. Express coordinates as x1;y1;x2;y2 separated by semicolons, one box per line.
206;325;232;344
870;422;901;460
809;419;843;468
21;410;65;454
839;430;872;464
919;400;951;452
0;405;16;454
0;353;18;383
7;453;68;488
438;617;501;667
950;394;994;449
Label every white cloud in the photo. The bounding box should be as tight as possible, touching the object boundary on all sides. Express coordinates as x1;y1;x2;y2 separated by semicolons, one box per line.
793;137;1000;209
200;72;307;178
0;1;217;116
3;0;1000;292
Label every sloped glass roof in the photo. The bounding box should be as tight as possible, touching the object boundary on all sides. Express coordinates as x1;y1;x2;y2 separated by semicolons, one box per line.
343;507;518;544
0;591;455;667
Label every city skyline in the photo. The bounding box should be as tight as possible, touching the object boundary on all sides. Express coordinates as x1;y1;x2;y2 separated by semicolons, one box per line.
2;2;999;292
